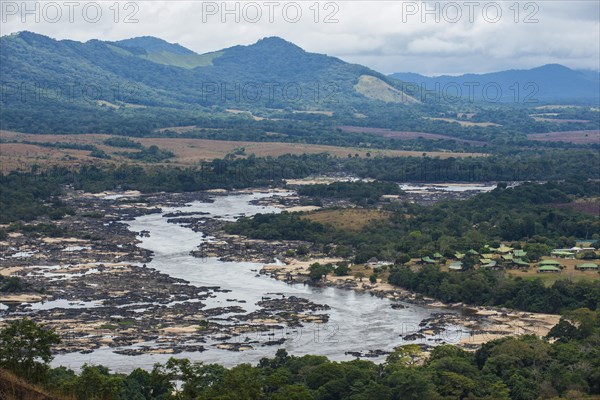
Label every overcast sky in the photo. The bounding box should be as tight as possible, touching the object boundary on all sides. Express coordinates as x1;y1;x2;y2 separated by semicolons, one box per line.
2;1;599;75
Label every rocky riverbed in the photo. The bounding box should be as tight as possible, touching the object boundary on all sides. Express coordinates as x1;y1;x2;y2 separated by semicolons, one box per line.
0;190;332;357
0;186;556;373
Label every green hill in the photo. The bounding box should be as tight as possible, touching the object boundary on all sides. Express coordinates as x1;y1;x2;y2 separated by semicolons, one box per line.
0;32;419;133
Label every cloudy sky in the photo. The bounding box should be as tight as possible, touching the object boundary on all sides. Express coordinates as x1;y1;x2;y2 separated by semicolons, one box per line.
2;1;599;75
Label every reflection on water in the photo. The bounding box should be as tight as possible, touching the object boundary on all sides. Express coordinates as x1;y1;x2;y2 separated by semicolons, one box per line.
53;192;467;372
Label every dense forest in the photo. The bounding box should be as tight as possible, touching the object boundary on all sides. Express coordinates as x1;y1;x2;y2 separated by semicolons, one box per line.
2;150;599;224
1;312;600;400
229;179;600;261
388;266;599;313
296;181;401;204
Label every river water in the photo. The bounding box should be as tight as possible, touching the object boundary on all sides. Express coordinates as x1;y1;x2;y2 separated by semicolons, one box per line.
52;191;467;372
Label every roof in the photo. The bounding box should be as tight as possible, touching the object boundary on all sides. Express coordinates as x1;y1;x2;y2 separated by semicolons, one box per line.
467;249;479;255
513;250;527;257
481;253;495;259
480;258;493;264
433;252;443;258
551;251;575;256
539;260;561;266
481;261;497;268
538;265;561;272
421;257;436;263
502;254;513;260
455;252;465;259
448;262;463;270
577;263;598;269
512;259;529;266
497;245;513;253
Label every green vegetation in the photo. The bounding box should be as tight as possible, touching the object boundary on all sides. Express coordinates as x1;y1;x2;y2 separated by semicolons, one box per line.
296;181;401;204
0;276;30;293
0;172;73;223
230;179;599;262
0;319;60;383
229;178;599;314
103;137;143;149
117;144;175;162
3;316;600;399
388;265;599;313
2;32;598;157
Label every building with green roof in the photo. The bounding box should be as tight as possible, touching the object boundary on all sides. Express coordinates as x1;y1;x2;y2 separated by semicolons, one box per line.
551;250;575;258
512;259;529;267
497;246;513;253
538;265;561;273
513;250;527;258
539;260;561;266
448;262;463;271
576;263;598;270
480;260;497;268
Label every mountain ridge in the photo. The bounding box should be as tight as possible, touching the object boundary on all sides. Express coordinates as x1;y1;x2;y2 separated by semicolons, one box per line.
1;31;598;135
390;64;600;102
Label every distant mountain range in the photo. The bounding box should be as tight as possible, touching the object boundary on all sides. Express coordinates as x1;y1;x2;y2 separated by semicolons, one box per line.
0;31;598;134
390;65;600;103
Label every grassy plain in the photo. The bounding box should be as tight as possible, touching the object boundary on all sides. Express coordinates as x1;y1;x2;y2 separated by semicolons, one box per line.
0;130;486;173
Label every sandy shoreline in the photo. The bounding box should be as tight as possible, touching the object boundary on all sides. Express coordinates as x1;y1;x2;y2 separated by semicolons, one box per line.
262;258;561;349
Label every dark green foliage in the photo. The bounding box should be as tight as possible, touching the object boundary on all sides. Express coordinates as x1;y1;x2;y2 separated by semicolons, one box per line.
5;315;600;399
334;264;350;276
227;212;327;241
0;276;30;293
0;319;60;383
0;153;335;223
296;181;401;204
230;179;599;265
308;263;335;281
117;145;175;163
90;148;112;159
0;173;73;223
388;265;600;313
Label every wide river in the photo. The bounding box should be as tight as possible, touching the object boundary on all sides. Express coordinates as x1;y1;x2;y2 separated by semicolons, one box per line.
52;191;467;372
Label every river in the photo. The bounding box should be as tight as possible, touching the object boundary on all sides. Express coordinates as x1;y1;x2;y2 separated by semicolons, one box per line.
52;191;467;372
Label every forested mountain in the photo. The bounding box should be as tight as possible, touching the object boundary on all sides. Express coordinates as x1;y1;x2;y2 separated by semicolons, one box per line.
2;31;597;137
391;64;600;103
0;31;421;133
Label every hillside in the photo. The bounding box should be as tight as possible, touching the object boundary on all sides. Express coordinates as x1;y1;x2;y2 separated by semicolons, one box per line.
0;32;418;133
390;64;600;103
0;369;63;400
